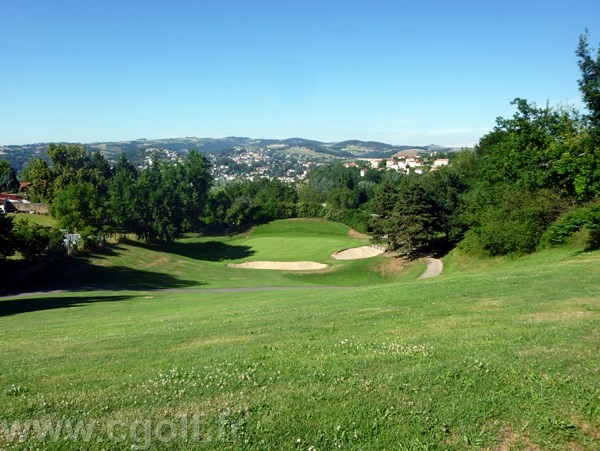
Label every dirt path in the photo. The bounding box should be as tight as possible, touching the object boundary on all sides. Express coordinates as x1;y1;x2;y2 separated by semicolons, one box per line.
418;257;443;279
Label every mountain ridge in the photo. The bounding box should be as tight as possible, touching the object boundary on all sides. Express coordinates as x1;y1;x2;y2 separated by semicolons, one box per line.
0;137;459;173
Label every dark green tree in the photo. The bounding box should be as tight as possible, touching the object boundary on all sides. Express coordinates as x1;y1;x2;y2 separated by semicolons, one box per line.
20;158;52;201
0;160;19;193
131;161;189;242
182;150;212;231
577;31;600;130
423;167;468;244
326;186;359;210
370;176;437;257
0;210;15;260
109;154;140;234
253;179;298;221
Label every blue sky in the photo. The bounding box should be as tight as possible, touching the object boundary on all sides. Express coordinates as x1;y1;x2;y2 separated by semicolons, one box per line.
1;0;599;146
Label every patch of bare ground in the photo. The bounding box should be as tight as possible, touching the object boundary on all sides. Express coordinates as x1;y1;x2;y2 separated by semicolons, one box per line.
476;298;505;309
348;228;370;239
375;256;407;277
571;415;599;440
524;310;596;322
493;427;541;451
140;255;170;269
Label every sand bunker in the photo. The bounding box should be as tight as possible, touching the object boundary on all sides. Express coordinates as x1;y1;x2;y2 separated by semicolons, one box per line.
332;246;385;260
228;261;328;271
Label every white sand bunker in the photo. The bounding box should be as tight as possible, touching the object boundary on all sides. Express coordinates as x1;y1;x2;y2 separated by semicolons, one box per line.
332;246;385;260
228;261;328;271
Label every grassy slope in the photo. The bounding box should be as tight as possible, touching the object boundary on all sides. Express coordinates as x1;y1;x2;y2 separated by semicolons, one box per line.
0;226;598;448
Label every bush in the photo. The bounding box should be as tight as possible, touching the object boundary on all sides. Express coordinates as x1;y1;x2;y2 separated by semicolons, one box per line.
296;202;325;218
13;220;65;261
324;208;371;233
460;188;565;256
540;203;600;250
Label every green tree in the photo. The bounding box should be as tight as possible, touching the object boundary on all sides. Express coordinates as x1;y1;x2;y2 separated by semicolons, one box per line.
576;31;600;130
45;145;114;239
50;181;111;237
109;154;140;234
476;98;597;201
46;143;90;191
370;176;437;257
389;177;437;257
0;160;19;193
0;210;15;260
326;186;359;210
253;179;298;221
20;158;52;201
182;150;212;231
423;167;468;244
132;161;188;242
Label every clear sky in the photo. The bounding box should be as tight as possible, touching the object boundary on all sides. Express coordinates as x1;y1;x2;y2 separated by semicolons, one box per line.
1;0;599;147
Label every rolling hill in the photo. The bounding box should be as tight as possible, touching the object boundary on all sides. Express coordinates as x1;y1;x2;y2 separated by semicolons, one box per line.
0;137;458;173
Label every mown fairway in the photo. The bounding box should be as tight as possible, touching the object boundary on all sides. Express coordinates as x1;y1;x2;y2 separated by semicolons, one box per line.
18;219;418;291
0;221;598;449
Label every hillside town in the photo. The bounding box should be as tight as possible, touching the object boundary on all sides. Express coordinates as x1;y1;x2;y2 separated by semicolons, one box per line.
136;146;451;184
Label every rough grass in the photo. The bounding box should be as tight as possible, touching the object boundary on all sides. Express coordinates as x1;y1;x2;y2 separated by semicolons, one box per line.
0;223;598;449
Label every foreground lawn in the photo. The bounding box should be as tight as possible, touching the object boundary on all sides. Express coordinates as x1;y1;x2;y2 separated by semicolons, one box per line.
0;245;598;449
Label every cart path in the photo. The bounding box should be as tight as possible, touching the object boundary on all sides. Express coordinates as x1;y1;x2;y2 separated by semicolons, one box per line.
418;257;444;279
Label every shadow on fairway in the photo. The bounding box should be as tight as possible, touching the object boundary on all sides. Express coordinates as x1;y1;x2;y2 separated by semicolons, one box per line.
1;255;203;296
0;294;140;317
127;240;255;262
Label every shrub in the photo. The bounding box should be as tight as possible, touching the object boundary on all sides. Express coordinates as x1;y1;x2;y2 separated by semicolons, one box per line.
13;220;65;261
540;203;600;250
460;188;565;256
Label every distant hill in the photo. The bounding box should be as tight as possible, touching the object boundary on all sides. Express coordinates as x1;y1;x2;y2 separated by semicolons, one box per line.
0;137;458;174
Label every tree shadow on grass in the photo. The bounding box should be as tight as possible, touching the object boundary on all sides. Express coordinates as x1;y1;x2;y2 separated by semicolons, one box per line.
0;294;140;317
126;240;255;262
1;253;202;296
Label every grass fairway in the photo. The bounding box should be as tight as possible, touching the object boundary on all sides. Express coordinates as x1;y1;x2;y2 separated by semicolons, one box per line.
18;219;416;292
0;223;599;449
